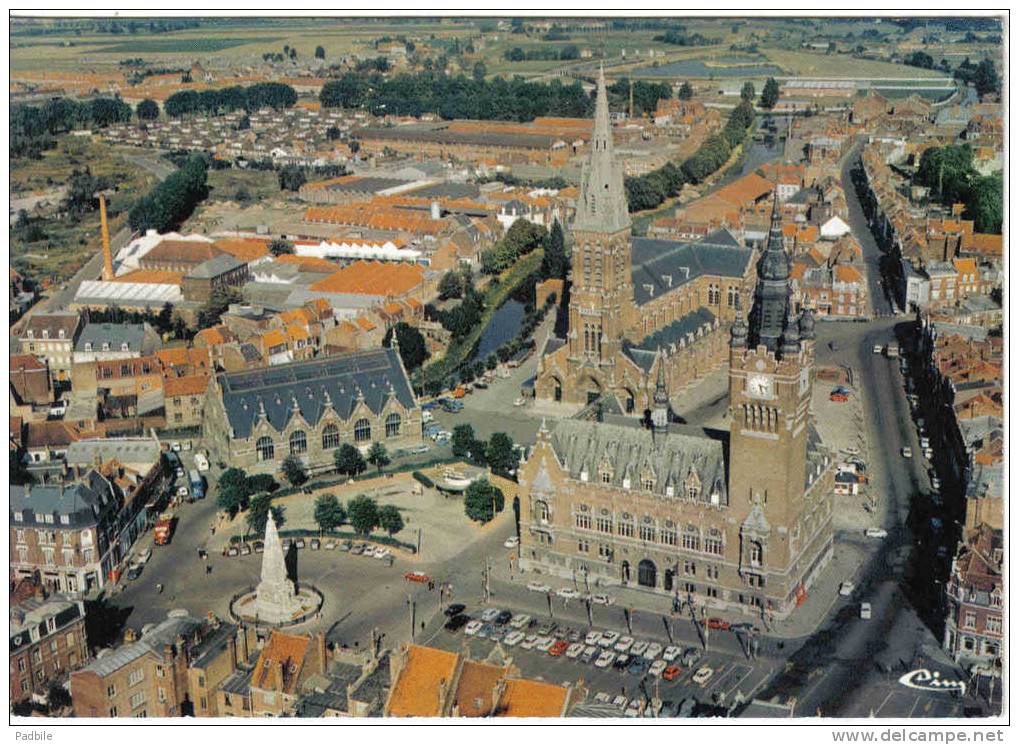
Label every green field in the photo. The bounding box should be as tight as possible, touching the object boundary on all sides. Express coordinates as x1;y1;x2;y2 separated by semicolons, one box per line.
93;36;285;54
762;48;947;79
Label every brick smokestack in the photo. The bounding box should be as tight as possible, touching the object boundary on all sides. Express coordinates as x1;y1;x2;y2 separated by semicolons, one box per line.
100;194;114;281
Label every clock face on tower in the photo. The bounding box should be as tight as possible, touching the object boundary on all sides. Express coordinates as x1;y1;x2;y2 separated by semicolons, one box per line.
746;374;773;399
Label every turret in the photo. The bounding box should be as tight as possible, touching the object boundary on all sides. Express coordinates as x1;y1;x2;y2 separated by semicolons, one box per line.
651;348;669;434
798;309;816;341
729;315;748;349
780;306;801;358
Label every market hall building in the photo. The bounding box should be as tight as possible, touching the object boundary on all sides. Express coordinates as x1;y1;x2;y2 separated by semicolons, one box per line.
202;346;421;475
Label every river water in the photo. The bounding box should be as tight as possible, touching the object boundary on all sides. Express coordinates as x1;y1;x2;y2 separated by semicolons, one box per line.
469;299;526;365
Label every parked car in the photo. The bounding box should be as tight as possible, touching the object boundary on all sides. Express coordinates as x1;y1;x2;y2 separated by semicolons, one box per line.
556;587;580;599
630;640;649;657
624;699;642;718
126;564;144;581
594;651;616;669
445;614;470;632
663;665;682;682
509;614;531;630
839;582;855;596
865;528;888;539
901;447;912;458
548;640;569;657
830;391;849;403
444;603;466;617
294;539;306;549
612;654;631;670
480;608;502;623
310;539;320;550
176;486;189;498
611;695;628;711
860;603;872;620
136;548;152;565
536;637;555;652
706;618;730;631
584;630;603;646
692;666;714;685
527;581;551;594
565;642;585;659
464;620;483;636
662;645;681;662
338;541;352;552
503;631;525;647
513;397;526;407
324;541;336;550
649;659;668;678
494;610;513;626
681;648;701;667
643;642;664;661
873;344;884;354
519;634;539;650
591;593;614;606
614;636;634;653
581;646;599;664
374;549;391;561
598;631;620;648
627;657;649;676
504;536;520;549
405;571;431;584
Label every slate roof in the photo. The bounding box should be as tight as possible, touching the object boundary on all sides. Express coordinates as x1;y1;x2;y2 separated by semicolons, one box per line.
625;308;716;367
631;231;752;306
10;471;116;528
549;417;729;504
80;613;202;678
74;323;146;353
217;348;416;440
186;253;245;280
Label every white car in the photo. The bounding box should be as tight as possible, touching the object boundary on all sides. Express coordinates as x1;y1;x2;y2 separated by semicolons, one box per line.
662;645;681;662
176;486;189;497
503;631;525;647
374;549;391;561
556;587;580;599
171;442;182;452
693;666;714;685
839;582;855;597
624;699;642;718
513;397;526;407
919;437;931;449
649;659;669;678
535;637;555;652
464;620;483;636
510;614;531;630
931;477;942;490
865;528;888;539
194;453;209;472
591;593;614;606
480;608;502;623
842;447;861;457
873;344;884;354
901;447;912;458
565;643;585;659
527;581;551;594
504;536;520;549
594;651;616;669
520;634;539;650
594;692;611;704
136;548;152;565
362;546;377;557
614;636;634;653
643;642;664;661
631;640;649;656
598;631;620;648
584;631;603;646
612;695;628;711
860;603;872;620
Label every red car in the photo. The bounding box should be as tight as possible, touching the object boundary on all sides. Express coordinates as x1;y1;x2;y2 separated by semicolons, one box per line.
707;618;730;631
662;665;682;681
829;392;849;403
404;571;431;584
548;640;570;657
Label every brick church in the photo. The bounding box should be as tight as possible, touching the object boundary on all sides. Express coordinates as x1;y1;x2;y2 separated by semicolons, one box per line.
518;159;836;620
535;67;758;414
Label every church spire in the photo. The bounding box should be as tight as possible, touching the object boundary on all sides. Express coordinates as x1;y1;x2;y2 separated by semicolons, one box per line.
573;65;631;235
651;348;669;434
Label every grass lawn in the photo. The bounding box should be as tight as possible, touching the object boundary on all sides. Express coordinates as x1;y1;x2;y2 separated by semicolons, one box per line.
207;168;282;203
762;48;947;79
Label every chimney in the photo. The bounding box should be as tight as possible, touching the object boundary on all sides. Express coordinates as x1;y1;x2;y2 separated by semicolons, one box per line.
317;632;328;675
100;194;114;281
124;627;137;643
274;661;285;692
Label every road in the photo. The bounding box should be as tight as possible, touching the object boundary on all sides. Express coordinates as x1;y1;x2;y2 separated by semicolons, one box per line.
841;140;896;317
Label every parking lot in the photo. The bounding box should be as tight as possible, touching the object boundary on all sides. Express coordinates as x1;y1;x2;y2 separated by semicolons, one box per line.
418;600;779;716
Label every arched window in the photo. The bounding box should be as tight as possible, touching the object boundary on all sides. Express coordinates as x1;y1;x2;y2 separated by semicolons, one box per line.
385;413;401;438
289;430;307;455
749;540;764;567
727;286;737;308
638;559;657;588
321;424;340;450
354;418;371;443
682;524;700;552
256;436;275;462
536;500;550;524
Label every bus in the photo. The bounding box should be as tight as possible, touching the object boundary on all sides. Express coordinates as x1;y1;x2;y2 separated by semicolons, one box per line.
189;470;205;499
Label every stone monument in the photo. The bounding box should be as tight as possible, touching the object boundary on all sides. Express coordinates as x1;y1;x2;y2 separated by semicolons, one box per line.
252;512;304;624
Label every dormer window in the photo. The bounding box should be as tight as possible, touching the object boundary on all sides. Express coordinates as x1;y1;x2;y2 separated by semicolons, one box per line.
101;342;110;352
641;477;654;492
579;470;588;482
42;329;49;339
84;342;92;352
26;330;33;339
58;329;65;339
622;477;631;490
121;342;129;352
665;485;675;498
601;471;611;484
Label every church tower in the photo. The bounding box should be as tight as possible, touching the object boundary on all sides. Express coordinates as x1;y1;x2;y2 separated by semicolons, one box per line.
565;66;635;400
726;194;820;609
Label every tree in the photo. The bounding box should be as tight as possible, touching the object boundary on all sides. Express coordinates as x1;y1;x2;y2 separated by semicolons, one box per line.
236;114;250;131
677;81;694;100
740;82;755;102
451;424;475;458
246;493;284;537
10;449;33;486
326;125;342;140
463;479;505;524
268;238;293;256
973;59;1000;98
217;467;251;516
246;473;279;494
313;493;345;533
347;494;379;535
759;77;780;110
315;45;326;60
280;454;307;486
438;270;463;299
382;322;428;371
278;166;306;192
485;433;517;478
136;98;159;121
540;218;568;280
334;443;366;477
366;442;391;475
378;504;404;537
196;286;240;330
472;61;487;82
968;174;1002;234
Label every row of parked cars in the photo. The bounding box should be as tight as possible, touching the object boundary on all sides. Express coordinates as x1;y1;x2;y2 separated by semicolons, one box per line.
444;606;715;685
525;581;614;605
224;538;396;564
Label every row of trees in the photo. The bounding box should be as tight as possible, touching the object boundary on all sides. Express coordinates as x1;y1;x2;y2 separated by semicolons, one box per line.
128;153;209;234
606;78;673;117
11;97;132;158
480;219;548;274
624;99;755;212
916;144;1003;234
320;71;592;122
759;77;781;110
953;58;1001;98
313;493;404;538
503;45;581;62
451;424;519;478
163;82;298;118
